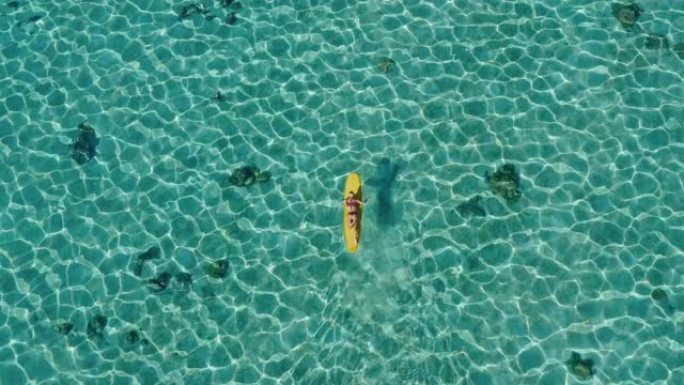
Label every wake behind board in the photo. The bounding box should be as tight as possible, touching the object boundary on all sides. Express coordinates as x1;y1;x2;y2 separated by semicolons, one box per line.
343;172;363;253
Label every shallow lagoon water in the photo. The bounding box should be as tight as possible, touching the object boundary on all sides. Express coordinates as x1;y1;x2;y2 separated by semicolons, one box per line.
0;0;683;384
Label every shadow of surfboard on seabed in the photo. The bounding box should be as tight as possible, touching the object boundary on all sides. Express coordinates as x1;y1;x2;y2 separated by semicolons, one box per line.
368;158;400;228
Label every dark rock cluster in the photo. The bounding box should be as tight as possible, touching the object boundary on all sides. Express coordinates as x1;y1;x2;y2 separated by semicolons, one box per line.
71;121;99;165
132;246;161;277
379;57;396;74
131;246;195;293
86;314;108;340
178;3;212;20
56;315;148;352
651;288;674;314
125;329;141;344
56;322;74;336
611;3;684;55
611;3;642;29
175;272;193;289
146;272;172;293
456;163;521;218
178;0;243;25
651;288;667;301
456;163;520;219
229;165;271;187
120;328;149;349
208;259;230;279
219;0;242;25
213;91;228;102
566;351;595;379
488;163;521;202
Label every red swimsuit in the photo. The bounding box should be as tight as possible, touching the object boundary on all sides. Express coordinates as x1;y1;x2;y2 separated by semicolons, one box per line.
346;197;360;227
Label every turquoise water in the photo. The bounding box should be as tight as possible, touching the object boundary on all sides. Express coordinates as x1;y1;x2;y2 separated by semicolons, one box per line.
1;0;683;384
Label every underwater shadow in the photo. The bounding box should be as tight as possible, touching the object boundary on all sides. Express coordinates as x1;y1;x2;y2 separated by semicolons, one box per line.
370;158;400;228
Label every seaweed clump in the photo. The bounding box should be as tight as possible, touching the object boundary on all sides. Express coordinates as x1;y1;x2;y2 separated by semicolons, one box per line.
71;121;99;165
487;163;521;202
565;351;595;379
229;165;271;187
457;195;486;217
611;3;642;29
87;314;108;340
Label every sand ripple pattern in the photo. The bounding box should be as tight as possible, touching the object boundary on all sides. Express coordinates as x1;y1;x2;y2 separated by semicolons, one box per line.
0;0;683;384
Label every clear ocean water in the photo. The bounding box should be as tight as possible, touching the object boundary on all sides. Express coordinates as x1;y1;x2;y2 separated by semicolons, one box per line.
0;0;683;384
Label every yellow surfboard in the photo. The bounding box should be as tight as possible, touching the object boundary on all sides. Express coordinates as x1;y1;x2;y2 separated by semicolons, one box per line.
343;172;363;253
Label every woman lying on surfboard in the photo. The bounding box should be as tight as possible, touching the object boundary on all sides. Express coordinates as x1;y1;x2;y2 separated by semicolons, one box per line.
345;192;364;228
